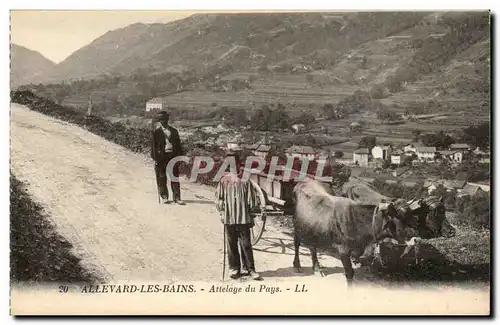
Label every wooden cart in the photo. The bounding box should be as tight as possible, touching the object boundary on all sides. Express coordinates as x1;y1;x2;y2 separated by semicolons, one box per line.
246;168;328;245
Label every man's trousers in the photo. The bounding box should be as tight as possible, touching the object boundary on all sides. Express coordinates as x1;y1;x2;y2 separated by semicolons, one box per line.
225;224;255;273
154;153;181;201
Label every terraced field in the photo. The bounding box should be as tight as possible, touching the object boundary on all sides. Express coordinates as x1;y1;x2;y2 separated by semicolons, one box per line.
161;73;361;112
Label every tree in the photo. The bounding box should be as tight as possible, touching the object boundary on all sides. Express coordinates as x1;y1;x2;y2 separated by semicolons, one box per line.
386;75;403;93
52;86;71;105
337;90;372;115
250;108;267;131
458;191;490;229
304;135;317;146
231;108;249;128
258;60;270;74
431;184;448;198
321;103;335;120
402;154;417;167
271;104;291;130
358;136;377;151
360;55;368;69
412;130;422;142
454;158;490;183
334;151;344;158
376;109;399;122
420;131;455;149
370;84;386;99
461;122;490;150
294;111;316;125
249;105;290;131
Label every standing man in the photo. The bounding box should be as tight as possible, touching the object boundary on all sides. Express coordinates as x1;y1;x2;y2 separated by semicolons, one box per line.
151;110;185;205
215;151;265;280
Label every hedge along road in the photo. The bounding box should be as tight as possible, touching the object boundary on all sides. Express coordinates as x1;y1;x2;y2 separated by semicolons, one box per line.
10;102;348;284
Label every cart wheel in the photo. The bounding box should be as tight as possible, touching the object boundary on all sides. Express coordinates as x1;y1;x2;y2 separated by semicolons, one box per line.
251;214;267;246
249;178;267;246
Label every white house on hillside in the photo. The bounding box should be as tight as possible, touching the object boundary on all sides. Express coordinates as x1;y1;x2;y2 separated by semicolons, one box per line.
353;148;370;166
372;145;393;161
146;98;167;112
416;146;436;161
437;150;463;163
286;145;316;160
291;124;306;134
450;143;472;152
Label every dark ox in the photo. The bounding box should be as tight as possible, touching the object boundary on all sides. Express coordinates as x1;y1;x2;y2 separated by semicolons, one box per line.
291;180;405;285
392;196;456;239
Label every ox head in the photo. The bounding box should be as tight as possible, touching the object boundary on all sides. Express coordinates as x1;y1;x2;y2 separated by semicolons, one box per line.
393;198;425;229
397;196;455;239
373;201;407;245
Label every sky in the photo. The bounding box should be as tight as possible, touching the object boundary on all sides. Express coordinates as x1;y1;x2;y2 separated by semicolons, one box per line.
10;11;195;63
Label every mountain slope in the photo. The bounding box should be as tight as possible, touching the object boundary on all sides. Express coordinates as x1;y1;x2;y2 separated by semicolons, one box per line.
20;10;491;133
42;12;429;83
10;44;56;88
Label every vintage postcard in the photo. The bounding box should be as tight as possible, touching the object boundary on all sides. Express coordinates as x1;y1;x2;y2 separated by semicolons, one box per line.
9;10;491;316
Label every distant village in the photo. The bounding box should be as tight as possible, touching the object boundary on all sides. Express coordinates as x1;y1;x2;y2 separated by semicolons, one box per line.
146;98;490;199
225;133;490;198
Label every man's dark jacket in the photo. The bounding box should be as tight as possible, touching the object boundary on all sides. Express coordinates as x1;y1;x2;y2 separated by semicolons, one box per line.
151;125;184;162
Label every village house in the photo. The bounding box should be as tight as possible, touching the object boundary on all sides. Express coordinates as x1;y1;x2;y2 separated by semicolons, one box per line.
426;179;467;195
449;143;472;152
390;150;404;165
286;145;316;160
145;98;167;112
246;142;259;151
349;122;362;132
437;150;463;163
248;134;272;157
291;123;306;134
451;151;463;163
466;182;490;192
353;148;370;167
372;145;393;161
416;146;436;161
459;183;483;197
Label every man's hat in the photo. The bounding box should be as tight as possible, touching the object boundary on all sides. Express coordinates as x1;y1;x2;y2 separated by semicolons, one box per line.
154;111;169;122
